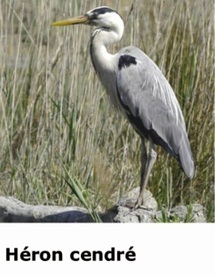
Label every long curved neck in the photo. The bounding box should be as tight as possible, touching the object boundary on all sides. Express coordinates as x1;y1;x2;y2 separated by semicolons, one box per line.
90;19;124;74
89;18;124;109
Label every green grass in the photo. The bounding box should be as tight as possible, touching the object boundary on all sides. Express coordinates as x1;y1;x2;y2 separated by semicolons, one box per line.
0;0;214;222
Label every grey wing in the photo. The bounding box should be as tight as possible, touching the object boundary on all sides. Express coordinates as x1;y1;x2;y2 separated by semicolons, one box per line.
116;47;194;178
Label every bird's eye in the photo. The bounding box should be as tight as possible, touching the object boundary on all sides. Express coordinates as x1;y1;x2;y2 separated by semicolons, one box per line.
89;12;99;20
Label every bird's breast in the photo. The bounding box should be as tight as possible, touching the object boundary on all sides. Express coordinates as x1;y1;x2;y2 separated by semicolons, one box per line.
90;46;122;110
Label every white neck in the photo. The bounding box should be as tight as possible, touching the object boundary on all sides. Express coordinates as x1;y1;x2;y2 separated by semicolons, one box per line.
90;16;124;72
89;14;124;108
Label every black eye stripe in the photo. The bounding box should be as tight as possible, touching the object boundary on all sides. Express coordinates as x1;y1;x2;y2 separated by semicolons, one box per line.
88;6;122;20
93;7;116;15
89;13;98;20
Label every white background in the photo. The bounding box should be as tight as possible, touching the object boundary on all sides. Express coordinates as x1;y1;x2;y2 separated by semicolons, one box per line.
0;224;214;275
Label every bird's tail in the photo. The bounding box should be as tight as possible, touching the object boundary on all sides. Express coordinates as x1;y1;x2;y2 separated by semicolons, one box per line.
178;134;194;179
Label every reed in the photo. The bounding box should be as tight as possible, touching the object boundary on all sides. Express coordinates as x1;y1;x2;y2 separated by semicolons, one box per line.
0;0;213;221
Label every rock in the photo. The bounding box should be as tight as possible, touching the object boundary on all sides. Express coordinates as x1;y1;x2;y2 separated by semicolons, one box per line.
0;190;207;223
114;188;157;223
169;204;206;223
117;187;158;210
170;205;188;221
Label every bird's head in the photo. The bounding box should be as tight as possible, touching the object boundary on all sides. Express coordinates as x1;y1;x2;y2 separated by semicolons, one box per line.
52;6;124;38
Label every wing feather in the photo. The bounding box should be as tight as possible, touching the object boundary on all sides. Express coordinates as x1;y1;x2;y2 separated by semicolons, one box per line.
116;46;194;178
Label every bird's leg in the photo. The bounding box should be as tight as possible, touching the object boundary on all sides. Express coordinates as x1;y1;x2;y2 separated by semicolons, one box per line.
136;138;157;208
140;138;147;189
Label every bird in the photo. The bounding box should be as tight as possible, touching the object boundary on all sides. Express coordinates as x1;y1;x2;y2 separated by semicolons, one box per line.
52;6;194;208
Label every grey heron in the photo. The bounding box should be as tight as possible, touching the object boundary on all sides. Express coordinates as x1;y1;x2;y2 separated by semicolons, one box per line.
52;6;194;207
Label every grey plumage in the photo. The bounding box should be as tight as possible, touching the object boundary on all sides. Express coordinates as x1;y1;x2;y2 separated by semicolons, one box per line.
116;46;194;179
52;6;194;207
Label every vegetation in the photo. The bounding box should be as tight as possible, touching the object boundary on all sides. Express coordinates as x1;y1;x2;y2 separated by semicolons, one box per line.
0;0;214;221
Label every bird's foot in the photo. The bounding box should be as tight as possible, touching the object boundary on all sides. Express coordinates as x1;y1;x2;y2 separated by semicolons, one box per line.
123;198;152;211
133;198;152;211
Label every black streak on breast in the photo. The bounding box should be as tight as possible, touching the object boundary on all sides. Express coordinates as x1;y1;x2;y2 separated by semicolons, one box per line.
90;33;98;74
118;55;137;70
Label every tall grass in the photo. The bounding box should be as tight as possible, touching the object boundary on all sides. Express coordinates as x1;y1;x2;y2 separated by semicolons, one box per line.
0;0;214;221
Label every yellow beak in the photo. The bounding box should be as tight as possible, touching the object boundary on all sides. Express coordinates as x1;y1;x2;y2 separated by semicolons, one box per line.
51;15;89;26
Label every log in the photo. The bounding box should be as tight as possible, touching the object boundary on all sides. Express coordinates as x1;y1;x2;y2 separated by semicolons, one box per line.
0;188;206;222
0;196;92;222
